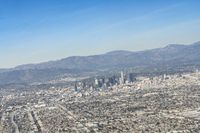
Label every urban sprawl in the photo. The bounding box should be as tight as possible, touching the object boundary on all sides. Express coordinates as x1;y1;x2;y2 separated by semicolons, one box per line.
1;70;200;132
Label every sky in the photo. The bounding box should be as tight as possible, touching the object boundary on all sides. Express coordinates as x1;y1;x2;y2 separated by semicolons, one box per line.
0;0;200;68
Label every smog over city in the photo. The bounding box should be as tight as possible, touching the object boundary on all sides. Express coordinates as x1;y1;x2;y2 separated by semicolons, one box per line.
1;0;200;133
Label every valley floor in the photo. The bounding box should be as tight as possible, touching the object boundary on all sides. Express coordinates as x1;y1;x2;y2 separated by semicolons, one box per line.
1;72;200;132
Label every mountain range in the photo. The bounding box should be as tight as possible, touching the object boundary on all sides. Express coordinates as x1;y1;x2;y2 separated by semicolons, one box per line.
1;41;200;85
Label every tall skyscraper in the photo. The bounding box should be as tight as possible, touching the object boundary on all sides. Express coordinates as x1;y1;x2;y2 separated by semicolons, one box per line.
95;78;99;87
127;73;136;83
74;82;78;92
120;71;124;85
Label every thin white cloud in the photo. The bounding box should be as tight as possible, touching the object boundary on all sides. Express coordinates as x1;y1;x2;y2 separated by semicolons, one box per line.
88;2;184;35
128;19;200;50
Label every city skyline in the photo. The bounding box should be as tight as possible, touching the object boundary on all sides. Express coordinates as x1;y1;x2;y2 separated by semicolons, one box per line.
1;0;200;68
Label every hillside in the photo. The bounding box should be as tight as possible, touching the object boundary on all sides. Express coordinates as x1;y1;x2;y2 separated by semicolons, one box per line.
0;41;200;85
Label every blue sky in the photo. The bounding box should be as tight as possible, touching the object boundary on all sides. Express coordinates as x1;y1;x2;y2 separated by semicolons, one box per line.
0;0;200;68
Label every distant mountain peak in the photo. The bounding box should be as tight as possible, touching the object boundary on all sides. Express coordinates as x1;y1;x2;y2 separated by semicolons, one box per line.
105;50;132;55
165;44;185;48
192;41;200;46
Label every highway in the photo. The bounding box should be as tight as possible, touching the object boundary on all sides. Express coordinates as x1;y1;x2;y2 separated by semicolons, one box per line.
10;112;20;133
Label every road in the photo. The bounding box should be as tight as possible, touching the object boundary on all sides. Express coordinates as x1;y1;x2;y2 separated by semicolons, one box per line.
10;112;20;133
57;104;90;132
